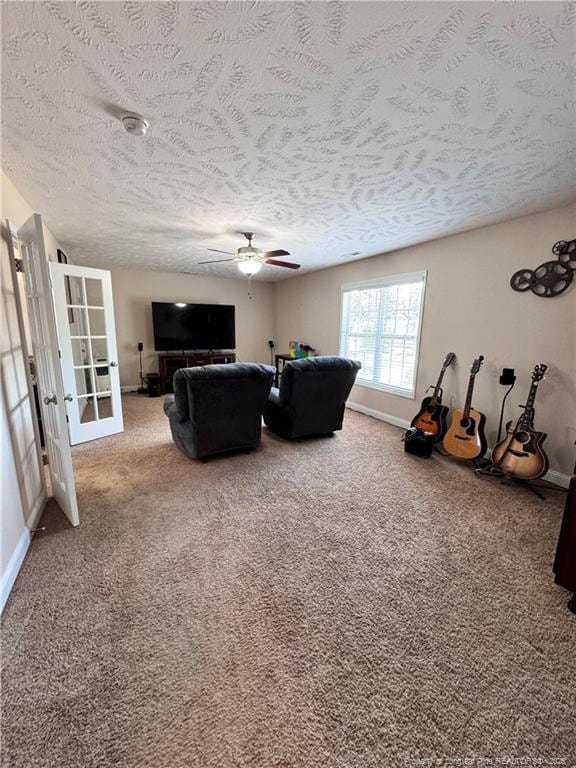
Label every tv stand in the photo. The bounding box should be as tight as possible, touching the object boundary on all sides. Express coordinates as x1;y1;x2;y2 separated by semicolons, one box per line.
158;351;236;394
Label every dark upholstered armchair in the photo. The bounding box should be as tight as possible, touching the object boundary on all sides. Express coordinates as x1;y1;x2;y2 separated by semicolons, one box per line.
263;356;361;440
164;363;275;460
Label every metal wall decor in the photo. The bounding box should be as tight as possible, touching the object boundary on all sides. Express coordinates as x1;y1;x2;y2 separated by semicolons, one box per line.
511;239;576;298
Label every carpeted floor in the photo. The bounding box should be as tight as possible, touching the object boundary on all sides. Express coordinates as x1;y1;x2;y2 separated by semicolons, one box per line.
2;394;575;767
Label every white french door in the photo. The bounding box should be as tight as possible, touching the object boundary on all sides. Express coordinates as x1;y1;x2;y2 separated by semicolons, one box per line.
49;263;123;445
17;214;79;527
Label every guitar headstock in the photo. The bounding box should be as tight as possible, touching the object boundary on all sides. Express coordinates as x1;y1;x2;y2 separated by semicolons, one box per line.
470;355;484;375
532;363;547;382
443;352;456;369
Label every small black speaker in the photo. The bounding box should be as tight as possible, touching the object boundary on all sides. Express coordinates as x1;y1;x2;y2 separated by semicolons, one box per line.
268;339;275;349
137;342;144;352
147;372;161;398
402;427;434;457
500;368;516;386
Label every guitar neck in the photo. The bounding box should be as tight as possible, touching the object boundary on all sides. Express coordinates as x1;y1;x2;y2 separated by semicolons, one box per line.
430;367;447;406
519;381;539;428
463;374;476;418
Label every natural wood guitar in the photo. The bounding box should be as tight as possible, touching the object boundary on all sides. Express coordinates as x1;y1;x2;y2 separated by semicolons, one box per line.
443;356;487;460
491;364;549;480
411;352;456;442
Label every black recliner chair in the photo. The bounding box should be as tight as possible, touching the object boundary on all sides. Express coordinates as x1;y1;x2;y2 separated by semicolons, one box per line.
164;363;275;460
263;356;361;440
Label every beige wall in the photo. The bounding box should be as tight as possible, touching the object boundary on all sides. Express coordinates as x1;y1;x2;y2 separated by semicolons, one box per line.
111;269;275;388
274;204;576;477
1;171;52;609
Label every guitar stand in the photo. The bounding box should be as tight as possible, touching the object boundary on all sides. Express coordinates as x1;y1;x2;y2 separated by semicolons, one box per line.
474;463;566;501
517;478;547;501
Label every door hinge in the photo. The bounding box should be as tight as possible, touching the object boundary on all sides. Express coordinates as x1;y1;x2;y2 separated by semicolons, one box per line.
58;349;61;358
14;258;24;272
66;415;69;423
42;454;49;466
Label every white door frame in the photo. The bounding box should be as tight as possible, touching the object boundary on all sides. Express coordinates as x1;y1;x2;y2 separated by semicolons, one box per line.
49;262;123;444
17;214;79;527
5;219;47;516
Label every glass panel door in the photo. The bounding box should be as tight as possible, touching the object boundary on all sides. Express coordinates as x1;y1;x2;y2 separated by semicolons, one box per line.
16;214;79;526
49;263;123;445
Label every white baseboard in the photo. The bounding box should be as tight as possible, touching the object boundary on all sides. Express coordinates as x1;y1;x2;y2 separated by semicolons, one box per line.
1;493;46;614
543;469;571;490
346;401;571;489
1;528;31;614
346;400;411;430
121;385;140;393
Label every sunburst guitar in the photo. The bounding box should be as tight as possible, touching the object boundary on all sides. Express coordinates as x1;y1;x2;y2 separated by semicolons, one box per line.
411;352;456;442
491;363;549;480
443;355;487;460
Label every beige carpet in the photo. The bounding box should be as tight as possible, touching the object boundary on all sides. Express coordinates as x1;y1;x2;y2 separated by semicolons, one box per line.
2;394;575;767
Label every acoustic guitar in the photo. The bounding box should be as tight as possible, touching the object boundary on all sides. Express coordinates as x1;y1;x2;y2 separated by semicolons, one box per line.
491;364;549;480
411;352;456;442
443;356;487;460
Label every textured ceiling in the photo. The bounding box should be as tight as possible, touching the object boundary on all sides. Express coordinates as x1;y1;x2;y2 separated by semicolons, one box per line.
2;2;575;281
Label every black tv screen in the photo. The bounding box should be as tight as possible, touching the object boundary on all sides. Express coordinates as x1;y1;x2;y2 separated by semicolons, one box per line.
152;302;235;351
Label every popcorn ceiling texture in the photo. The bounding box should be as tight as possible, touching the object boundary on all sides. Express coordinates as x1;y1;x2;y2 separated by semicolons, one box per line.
1;395;575;766
1;2;575;280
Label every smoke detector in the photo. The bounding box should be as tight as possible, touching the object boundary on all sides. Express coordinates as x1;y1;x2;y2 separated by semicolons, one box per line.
121;113;149;137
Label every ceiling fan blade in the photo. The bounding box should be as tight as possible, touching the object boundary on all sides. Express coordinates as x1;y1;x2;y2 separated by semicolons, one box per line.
197;258;236;265
264;258;301;270
207;248;235;256
262;249;290;258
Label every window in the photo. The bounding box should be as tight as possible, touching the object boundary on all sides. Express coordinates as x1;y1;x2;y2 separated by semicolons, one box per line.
339;272;426;398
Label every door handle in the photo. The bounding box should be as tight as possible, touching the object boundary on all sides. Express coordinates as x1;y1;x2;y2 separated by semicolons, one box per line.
110;361;118;367
43;394;57;405
64;394;74;402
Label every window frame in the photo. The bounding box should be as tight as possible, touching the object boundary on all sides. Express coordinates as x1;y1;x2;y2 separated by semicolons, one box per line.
339;271;427;399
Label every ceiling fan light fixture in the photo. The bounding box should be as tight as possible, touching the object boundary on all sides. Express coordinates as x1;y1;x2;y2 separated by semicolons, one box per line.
238;260;262;276
238;245;260;258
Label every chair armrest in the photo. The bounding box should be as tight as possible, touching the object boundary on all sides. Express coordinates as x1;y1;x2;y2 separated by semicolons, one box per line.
268;387;282;407
163;395;176;417
164;393;189;423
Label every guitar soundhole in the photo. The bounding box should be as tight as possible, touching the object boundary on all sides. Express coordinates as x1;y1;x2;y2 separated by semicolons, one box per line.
460;417;471;429
515;431;529;444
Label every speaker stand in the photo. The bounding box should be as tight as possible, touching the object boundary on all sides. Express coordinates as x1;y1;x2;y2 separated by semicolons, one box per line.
137;348;147;394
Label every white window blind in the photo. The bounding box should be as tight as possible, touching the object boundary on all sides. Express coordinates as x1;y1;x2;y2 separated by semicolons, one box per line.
339;272;426;398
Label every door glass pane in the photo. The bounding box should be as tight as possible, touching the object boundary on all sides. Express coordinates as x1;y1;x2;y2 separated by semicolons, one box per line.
97;396;113;420
70;307;88;336
75;367;94;396
79;396;97;423
71;338;89;367
88;308;106;336
91;338;108;363
85;278;104;307
95;366;111;393
66;276;85;306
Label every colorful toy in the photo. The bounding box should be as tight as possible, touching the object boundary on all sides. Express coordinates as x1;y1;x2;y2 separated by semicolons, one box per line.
289;340;317;359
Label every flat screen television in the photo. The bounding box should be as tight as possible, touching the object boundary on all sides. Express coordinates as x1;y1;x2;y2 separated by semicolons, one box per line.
152;302;235;351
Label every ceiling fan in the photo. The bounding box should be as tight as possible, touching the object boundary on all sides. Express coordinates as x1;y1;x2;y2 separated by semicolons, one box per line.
198;232;300;276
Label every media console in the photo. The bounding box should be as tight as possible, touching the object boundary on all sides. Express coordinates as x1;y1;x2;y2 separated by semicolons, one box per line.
158;352;236;394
